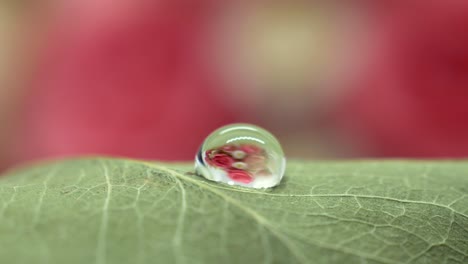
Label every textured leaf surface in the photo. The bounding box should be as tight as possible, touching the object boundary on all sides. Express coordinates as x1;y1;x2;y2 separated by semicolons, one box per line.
0;158;467;264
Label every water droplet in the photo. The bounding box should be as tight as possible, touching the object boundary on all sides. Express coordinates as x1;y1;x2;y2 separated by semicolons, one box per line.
195;123;286;188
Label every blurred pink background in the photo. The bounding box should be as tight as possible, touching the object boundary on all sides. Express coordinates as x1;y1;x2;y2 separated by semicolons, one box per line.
1;1;468;170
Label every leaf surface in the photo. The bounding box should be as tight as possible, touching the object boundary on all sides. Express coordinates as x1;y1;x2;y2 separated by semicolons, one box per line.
0;158;467;264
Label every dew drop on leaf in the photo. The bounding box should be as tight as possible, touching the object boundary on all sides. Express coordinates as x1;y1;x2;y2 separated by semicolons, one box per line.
195;123;286;188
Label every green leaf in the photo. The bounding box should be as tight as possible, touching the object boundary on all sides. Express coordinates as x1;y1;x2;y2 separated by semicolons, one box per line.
0;158;467;264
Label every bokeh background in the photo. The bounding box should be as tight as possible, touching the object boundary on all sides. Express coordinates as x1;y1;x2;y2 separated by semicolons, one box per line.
1;1;468;171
